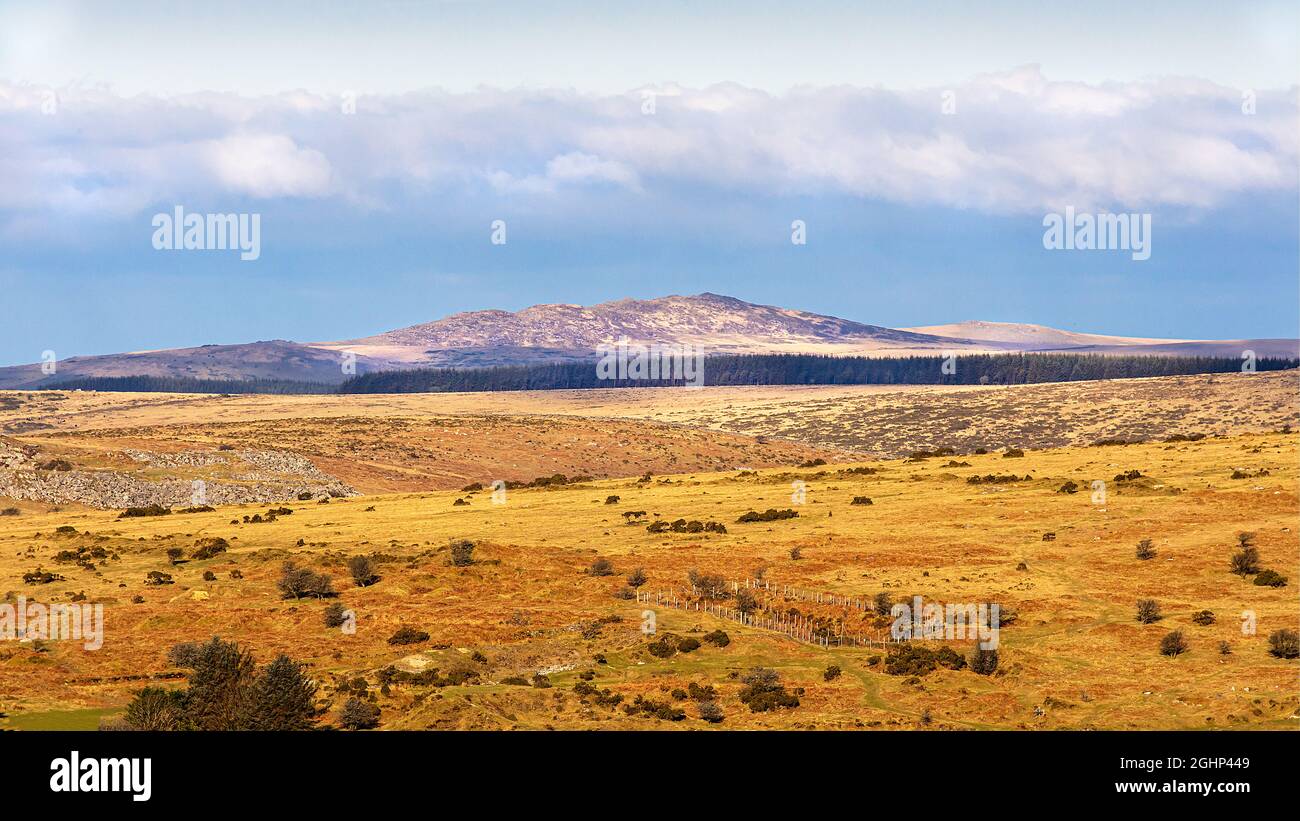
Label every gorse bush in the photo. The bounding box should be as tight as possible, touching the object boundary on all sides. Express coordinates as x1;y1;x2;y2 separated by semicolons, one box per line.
697;701;724;723
736;508;798;523
701;630;730;648
387;626;430;646
191;537;228;561
323;602;349;628
118;505;171;519
884;643;966;676
1135;539;1157;560
737;667;799;713
1253;569;1288;587
449;539;475;566
587;557;616;577
1268;629;1299;659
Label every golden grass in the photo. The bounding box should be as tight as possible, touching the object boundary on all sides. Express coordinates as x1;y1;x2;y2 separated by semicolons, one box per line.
1;428;1295;730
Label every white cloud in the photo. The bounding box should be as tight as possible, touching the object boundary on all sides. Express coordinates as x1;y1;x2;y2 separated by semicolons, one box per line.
0;67;1294;220
201;134;332;198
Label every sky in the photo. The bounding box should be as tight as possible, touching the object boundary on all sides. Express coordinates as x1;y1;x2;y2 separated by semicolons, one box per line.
0;0;1297;364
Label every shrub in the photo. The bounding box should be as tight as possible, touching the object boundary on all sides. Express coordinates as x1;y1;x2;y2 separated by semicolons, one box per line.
202;570;217;581
0;507;19;516
1003;448;1024;458
118;505;171;519
1268;629;1299;659
605;495;620;504
22;567;64;585
1135;539;1156;560
789;546;803;560
1253;569;1288;587
697;701;724;723
144;570;173;586
687;569;728;600
323;602;348;628
823;665;842;681
701;630;730;648
277;561;335;599
885;643;966;676
191;537;228;560
339;697;380;730
969;646;999;675
626;567;648;588
297;491;314;501
587;557;616;577
166;547;184;564
1159;630;1188;657
736;508;798;523
647;634;680;658
243;654;318;730
687;682;717;701
677;637;701;653
737;667;799;713
531;673;552;688
1191;610;1216;626
735;589;758;615
387;626;429;646
1135;599;1162;624
1230;545;1261;577
449;539;475;566
873;591;893;617
850;496;873;506
347;555;380;587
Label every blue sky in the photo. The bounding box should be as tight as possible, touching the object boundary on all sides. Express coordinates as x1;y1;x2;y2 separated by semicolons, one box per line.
1;1;1297;364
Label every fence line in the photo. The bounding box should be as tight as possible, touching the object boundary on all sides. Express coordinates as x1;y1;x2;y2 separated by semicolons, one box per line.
635;579;893;650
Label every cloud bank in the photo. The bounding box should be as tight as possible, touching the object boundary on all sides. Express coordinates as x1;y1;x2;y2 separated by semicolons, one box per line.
1;65;1295;227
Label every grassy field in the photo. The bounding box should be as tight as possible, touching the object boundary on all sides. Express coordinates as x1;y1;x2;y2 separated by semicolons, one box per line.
1;410;1295;729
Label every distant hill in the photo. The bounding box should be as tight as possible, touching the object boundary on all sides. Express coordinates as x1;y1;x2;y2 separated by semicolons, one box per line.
0;294;1294;389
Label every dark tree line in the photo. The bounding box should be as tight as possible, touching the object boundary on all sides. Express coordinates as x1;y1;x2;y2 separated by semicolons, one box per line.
28;353;1297;395
339;353;1297;394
